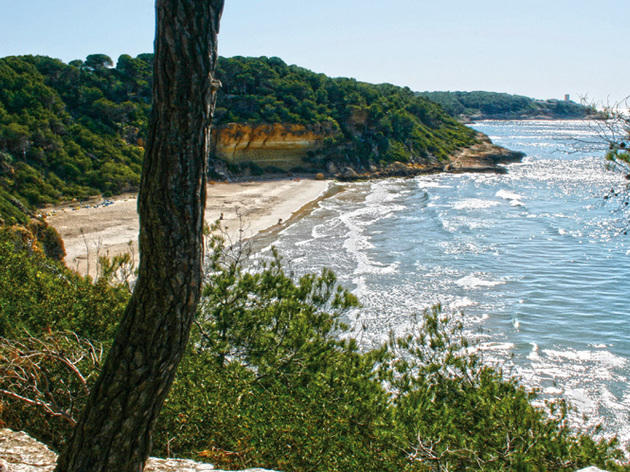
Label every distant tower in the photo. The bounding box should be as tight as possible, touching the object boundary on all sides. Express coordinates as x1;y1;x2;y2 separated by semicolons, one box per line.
564;94;570;102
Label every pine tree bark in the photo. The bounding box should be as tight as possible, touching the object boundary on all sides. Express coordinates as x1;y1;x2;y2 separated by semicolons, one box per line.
55;1;224;470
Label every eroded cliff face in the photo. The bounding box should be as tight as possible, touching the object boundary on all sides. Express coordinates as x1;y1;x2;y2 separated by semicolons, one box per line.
211;123;523;179
212;123;336;171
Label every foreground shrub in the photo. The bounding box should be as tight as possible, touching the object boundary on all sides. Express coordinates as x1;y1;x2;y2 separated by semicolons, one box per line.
0;228;627;471
0;227;127;340
153;236;628;471
389;308;625;471
0;227;127;447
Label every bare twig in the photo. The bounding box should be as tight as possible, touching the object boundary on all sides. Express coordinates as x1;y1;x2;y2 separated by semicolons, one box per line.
0;330;104;425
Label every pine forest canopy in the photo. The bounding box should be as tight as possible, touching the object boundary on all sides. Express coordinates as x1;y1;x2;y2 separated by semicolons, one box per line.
0;53;477;224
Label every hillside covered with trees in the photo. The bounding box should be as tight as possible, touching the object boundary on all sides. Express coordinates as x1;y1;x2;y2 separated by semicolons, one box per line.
419;90;597;121
0;53;478;224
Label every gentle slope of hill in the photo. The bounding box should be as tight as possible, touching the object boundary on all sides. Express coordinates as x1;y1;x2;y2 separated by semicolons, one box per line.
419;90;597;121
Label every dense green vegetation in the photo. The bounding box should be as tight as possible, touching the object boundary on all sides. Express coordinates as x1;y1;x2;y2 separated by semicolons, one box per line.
0;225;128;446
0;54;148;224
419;90;596;121
1;227;627;471
0;53;477;223
214;56;476;171
0;226;127;340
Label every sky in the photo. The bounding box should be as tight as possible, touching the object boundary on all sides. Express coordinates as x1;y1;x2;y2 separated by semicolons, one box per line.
1;0;629;105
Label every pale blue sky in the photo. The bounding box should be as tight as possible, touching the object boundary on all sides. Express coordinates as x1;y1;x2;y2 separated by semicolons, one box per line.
1;0;628;104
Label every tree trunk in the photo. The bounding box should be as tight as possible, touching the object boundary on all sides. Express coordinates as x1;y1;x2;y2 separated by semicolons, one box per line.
55;1;224;470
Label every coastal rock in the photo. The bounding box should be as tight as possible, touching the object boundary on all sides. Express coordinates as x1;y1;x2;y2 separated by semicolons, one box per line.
212;122;336;171
0;429;280;472
447;133;524;173
211;121;522;180
341;166;360;179
334;133;523;182
381;161;419;177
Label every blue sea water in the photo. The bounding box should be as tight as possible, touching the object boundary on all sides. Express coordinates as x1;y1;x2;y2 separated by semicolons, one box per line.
262;120;630;443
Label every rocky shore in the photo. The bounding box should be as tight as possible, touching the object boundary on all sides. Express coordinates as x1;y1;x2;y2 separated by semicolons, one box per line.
210;121;524;182
334;134;524;181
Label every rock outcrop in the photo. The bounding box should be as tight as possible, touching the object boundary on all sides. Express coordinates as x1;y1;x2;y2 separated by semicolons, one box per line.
212;123;336;171
0;429;278;472
335;134;524;181
445;133;525;173
212;123;523;180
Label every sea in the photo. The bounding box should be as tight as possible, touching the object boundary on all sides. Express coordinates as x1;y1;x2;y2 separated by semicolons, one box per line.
258;120;630;445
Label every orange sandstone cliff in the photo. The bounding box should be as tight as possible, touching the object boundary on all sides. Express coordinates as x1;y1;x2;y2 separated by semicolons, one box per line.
212;123;336;171
211;123;524;178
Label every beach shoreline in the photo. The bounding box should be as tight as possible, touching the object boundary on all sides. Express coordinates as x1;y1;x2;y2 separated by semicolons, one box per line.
46;178;332;277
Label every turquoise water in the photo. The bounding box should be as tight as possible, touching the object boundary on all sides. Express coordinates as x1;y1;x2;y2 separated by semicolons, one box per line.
263;120;630;443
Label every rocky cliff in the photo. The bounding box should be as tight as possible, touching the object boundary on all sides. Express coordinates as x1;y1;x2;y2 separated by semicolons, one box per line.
445;133;525;172
212;123;336;171
212;123;523;179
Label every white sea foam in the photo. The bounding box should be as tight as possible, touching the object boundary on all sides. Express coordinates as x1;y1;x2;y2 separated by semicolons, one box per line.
543;348;627;369
415;179;452;189
496;189;524;202
455;274;505;289
462;313;490;326
365;181;399;205
449;297;477;310
565;388;598;411
527;343;540;361
338;196;403;277
478;342;515;352
352;275;369;299
453;198;500;210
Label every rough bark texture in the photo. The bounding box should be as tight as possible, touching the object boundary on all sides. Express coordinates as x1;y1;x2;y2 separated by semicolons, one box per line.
55;1;224;471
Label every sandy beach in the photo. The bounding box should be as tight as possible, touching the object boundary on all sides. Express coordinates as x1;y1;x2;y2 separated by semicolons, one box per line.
46;178;331;277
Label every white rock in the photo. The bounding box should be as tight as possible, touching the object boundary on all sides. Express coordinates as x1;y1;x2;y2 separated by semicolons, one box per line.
0;429;56;472
0;429;280;472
